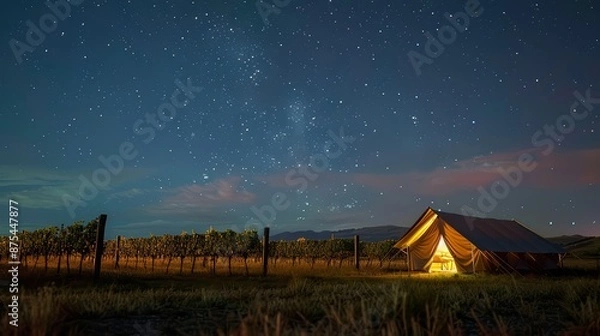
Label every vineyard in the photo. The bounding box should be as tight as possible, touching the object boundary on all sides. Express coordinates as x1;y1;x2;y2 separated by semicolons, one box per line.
0;219;400;277
2;220;600;336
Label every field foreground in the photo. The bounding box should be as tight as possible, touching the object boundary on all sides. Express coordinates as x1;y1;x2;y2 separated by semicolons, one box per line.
1;260;599;336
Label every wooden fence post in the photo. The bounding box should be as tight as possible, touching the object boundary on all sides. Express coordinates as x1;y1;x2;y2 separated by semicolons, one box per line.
115;235;121;269
354;235;360;270
93;214;107;281
262;227;270;276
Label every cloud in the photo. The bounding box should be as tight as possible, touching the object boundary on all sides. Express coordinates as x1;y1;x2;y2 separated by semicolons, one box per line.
0;165;156;210
148;176;256;215
0;166;77;209
526;148;600;187
105;188;146;203
350;147;600;195
8;186;73;210
253;147;600;197
0;166;72;188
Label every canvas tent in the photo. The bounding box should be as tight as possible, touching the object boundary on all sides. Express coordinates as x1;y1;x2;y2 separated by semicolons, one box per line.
393;208;565;273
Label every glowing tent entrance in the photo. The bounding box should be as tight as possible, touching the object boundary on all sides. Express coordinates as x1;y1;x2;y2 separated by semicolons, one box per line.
393;208;566;273
430;236;457;272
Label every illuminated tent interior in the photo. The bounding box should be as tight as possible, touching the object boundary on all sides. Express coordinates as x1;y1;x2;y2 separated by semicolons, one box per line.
430;236;457;272
393;208;566;273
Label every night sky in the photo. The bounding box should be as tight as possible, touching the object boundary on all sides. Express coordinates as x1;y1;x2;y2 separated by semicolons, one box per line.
2;0;599;238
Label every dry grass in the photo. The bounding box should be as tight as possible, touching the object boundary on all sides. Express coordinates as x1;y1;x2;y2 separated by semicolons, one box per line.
1;258;599;335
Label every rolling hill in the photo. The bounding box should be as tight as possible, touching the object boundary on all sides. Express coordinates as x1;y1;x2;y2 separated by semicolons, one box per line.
547;235;600;257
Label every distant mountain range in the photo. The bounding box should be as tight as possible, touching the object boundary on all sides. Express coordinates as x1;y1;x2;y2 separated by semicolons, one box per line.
270;225;409;242
546;235;591;246
546;235;600;256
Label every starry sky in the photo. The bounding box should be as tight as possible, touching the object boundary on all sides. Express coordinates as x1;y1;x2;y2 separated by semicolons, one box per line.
1;0;599;238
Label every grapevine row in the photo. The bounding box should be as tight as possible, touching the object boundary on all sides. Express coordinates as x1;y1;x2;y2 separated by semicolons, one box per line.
1;220;398;275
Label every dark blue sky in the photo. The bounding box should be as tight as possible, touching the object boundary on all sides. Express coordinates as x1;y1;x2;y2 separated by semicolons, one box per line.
2;0;599;238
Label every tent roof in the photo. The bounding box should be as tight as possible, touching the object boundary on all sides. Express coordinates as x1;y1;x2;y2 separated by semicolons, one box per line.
396;208;565;254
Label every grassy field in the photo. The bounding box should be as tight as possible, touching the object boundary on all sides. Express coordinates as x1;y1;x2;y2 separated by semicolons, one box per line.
1;257;599;336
